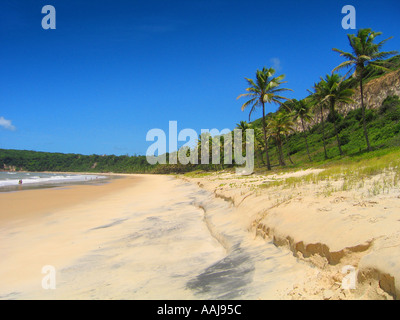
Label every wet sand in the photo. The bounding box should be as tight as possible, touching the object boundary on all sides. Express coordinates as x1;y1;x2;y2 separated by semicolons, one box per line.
0;175;136;225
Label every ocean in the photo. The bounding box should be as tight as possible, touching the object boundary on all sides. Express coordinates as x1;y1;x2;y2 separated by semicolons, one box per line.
0;172;107;191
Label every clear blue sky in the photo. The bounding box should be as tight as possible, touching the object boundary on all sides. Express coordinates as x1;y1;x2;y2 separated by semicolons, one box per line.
1;0;399;156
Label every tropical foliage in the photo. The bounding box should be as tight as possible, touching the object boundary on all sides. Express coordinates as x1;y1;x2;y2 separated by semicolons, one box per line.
237;67;292;170
290;99;313;161
315;74;355;155
333;28;398;151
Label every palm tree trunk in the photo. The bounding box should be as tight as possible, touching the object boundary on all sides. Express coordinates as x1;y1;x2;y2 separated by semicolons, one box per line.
301;118;312;162
331;103;343;156
360;79;372;152
320;105;328;159
262;102;272;170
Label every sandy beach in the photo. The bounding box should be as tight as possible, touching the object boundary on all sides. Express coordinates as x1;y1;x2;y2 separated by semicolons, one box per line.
1;171;398;300
0;175;132;225
0;174;319;299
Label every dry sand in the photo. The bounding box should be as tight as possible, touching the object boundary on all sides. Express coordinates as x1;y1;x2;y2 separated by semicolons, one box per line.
183;169;400;300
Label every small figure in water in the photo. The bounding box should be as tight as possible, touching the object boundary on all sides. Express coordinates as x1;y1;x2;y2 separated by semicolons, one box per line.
18;180;23;185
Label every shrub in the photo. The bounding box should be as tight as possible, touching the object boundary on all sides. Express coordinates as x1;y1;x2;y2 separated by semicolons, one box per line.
347;108;363;121
327;110;343;123
365;109;377;122
379;95;400;114
339;134;351;146
338;117;357;131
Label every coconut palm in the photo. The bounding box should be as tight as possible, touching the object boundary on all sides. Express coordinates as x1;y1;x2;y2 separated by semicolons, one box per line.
318;74;355;156
236;120;250;131
237;67;292;170
196;132;211;165
284;133;294;165
266;111;294;166
333;28;398;151
252;127;266;165
235;120;251;156
308;81;329;159
290;99;313;162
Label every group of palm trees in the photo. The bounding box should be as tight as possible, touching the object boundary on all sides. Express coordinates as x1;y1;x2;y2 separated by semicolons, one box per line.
237;28;398;170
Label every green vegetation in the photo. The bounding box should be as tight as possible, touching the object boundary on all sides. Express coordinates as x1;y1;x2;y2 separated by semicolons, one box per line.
253;94;400;170
333;28;399;151
244;28;399;172
290;99;313;162
237;67;292;170
0;150;153;173
259;147;400;197
266;112;294;166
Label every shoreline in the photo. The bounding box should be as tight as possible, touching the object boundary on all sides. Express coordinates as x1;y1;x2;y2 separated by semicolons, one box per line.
0;173;141;226
180;170;400;300
0;171;118;193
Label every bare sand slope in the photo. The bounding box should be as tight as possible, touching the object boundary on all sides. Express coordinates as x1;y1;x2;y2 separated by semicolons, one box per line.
183;170;400;300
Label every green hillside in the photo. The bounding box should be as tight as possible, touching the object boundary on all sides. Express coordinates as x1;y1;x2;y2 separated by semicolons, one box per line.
0;149;153;173
251;95;400;171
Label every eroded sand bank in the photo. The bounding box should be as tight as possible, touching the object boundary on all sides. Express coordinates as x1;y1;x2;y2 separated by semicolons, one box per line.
182;170;400;300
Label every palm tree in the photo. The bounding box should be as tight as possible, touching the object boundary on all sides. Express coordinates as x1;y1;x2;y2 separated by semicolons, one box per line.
284;133;295;165
235;120;250;157
253;127;266;165
318;74;355;156
196;132;211;165
290;99;313;162
308;81;329;159
266;112;294;166
236;120;250;131
237;67;292;170
273;105;295;164
333;28;398;152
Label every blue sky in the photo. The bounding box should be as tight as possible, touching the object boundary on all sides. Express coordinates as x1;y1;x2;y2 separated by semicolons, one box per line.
1;0;399;156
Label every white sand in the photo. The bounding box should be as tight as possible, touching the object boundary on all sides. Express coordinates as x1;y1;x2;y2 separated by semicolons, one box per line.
184;169;400;300
0;174;318;300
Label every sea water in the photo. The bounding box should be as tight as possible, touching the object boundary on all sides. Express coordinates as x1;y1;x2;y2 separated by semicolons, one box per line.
0;172;107;190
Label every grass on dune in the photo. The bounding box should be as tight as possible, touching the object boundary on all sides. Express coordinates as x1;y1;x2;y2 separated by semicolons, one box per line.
259;147;400;196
